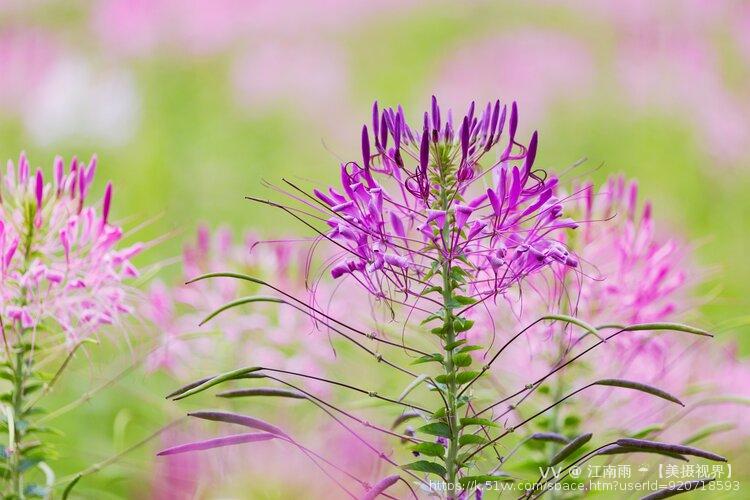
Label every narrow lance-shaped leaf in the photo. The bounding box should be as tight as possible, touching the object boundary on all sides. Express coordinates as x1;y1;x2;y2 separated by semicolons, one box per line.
417;422;451;438
188;411;288;438
363;475;401;500
411;442;446;457
615;438;727;462
681;423;734;445
165;375;214;399
593;379;684;406
403;460;447;478
157;432;276;456
216;388;306;399
628;424;664;439
549;432;592;466
200;295;284;325
542;314;605;342
641;479;716;500
529;432;569;444
596;444;687;462
600;322;712;337
186;271;264;287
171;367;263;400
61;474;82;500
398;374;429;402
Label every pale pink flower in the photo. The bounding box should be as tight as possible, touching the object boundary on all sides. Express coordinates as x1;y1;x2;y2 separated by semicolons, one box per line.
0;153;141;344
432;29;594;125
144;226;335;391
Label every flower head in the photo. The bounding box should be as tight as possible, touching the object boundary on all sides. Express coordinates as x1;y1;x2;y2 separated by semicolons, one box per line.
145;226;335;387
0;153;140;343
313;97;578;306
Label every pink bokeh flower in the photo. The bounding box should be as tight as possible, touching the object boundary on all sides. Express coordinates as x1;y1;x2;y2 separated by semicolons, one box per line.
432;30;595;126
0;153;141;344
144;226;335;390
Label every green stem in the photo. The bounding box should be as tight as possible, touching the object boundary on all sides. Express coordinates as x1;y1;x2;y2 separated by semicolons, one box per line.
11;346;27;498
8;202;38;499
442;262;459;495
436;150;460;497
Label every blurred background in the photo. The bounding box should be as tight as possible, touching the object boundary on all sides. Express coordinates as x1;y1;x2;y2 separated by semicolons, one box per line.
1;0;749;497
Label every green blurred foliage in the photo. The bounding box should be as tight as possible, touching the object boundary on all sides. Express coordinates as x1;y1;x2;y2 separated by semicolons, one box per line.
1;1;749;497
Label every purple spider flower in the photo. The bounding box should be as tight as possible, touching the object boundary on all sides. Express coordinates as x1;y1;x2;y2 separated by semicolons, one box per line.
313;97;578;308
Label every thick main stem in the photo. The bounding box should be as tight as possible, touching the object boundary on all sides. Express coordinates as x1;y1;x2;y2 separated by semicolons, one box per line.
436;152;460;497
442;260;459;494
8;204;37;498
11;348;26;497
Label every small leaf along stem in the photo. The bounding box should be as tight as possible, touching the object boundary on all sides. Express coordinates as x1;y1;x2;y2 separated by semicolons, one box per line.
8;208;38;499
436;147;461;497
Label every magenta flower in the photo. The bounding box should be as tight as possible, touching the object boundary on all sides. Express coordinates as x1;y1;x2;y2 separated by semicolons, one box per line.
314;97;578;306
0;153;141;344
164;101;725;500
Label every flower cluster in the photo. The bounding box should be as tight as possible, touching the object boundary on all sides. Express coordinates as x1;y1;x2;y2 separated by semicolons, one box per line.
163;100;729;500
315;97;578;306
0;153;140;344
145;226;335;387
471;176;749;454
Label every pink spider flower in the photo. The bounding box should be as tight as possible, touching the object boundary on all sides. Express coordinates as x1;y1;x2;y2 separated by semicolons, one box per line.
0;153;141;344
309;97;578;310
144;226;335;389
468;175;749;450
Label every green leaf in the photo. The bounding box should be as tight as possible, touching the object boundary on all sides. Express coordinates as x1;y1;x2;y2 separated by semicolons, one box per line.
458;474;513;488
171;367;263;400
216;388;305;399
444;339;467;351
62;475;82;500
457;345;483;354
549;432;592;465
411;442;446;458
458;434;486;447
681;423;734;445
403;460;447;478
412;353;444;365
417;423;452;438
432;406;446;420
455;371;480;385
421;311;444;325
594;379;683;406
453;318;475;333
629;424;664;439
453;295;477;305
529;432;569;444
614;438;726;462
617;322;713;337
398;374;429;402
201;296;285;325
542;314;604;341
459;418;497;429
453;353;473;368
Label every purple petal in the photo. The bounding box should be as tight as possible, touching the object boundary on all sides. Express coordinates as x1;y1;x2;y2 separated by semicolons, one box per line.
157;432;276;456
188;410;289;438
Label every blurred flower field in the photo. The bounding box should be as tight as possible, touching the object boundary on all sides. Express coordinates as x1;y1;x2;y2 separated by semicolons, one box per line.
1;1;749;498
